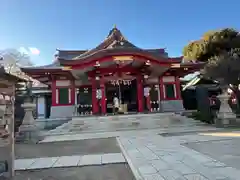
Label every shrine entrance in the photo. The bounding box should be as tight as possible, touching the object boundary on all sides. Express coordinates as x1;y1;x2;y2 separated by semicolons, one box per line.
105;79;138;114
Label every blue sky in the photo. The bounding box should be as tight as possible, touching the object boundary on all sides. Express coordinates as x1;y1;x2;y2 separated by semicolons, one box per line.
1;0;239;66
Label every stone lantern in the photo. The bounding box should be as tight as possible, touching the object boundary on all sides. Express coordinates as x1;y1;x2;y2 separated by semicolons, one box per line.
217;89;236;127
17;81;40;143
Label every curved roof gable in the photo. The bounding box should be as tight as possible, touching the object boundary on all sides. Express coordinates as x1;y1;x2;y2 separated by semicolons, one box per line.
73;26;140;60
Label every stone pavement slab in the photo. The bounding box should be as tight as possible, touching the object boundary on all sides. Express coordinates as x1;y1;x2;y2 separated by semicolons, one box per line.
117;134;240;180
143;173;165;180
27;157;59;170
138;164;158;175
185;138;240;170
101;153;125;164
10;137;121;159
184;174;209;180
15;164;135;180
53;155;82;167
14;159;36;170
78;154;102;166
14;153;126;170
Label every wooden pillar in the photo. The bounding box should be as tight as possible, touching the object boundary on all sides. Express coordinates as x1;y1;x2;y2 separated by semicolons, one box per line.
100;79;106;114
70;80;75;105
137;75;144;112
51;78;57;106
91;78;99;114
159;76;164;100
175;76;182;100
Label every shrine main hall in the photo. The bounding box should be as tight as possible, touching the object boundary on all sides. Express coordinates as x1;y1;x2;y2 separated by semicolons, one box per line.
22;27;203;118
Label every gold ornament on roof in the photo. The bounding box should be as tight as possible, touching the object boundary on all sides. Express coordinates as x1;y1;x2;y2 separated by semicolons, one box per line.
62;66;72;71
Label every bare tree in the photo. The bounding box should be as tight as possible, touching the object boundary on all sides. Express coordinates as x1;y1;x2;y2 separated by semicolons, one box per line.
0;48;33;79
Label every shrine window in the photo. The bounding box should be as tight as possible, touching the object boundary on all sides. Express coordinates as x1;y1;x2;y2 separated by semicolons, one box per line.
161;76;179;100
78;87;92;105
164;84;176;99
58;88;70;105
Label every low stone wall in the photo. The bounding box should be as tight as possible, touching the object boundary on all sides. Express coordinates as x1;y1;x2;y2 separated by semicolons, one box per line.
50;105;75;118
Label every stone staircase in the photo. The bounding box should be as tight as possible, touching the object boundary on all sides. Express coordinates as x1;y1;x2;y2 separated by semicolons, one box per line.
46;113;208;135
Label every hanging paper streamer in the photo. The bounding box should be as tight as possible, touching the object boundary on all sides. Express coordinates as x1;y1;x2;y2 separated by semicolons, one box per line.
110;80;132;86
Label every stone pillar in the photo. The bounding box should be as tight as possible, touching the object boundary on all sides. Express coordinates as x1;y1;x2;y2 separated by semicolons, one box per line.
16;102;40;143
217;92;236;127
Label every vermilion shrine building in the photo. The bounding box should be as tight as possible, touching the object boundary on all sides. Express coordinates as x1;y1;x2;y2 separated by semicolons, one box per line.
22;27;203;118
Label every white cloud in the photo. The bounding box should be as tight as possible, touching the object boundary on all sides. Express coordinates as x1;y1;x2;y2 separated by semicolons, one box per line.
18;47;29;55
29;47;40;55
18;47;40;56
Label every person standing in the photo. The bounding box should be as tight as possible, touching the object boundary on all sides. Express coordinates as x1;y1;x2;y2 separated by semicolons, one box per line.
113;93;119;115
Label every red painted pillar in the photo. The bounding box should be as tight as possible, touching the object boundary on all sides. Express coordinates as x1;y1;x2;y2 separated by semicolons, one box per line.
175;76;182;100
70;80;75;105
137;75;144;112
91;78;98;114
159;76;164;100
100;79;106;114
51;78;57;106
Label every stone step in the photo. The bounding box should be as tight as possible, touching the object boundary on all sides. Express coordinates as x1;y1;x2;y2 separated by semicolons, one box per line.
46;125;217;137
71;113;175;121
48;122;207;135
47;113;209;135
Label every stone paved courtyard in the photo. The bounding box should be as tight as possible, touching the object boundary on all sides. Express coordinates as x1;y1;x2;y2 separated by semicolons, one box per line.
185;138;240;170
2;113;240;180
117;133;240;180
6;131;240;180
15;153;126;170
0;137;120;159
1;164;135;180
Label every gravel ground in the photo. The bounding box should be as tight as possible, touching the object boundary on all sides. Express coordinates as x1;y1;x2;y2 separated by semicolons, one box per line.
0;137;121;159
1;164;136;180
185;138;240;170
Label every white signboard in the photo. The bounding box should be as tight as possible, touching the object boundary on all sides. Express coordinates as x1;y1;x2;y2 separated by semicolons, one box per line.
144;87;151;97
96;89;102;99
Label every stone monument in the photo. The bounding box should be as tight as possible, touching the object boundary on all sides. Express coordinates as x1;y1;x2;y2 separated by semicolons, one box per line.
16;81;40;143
